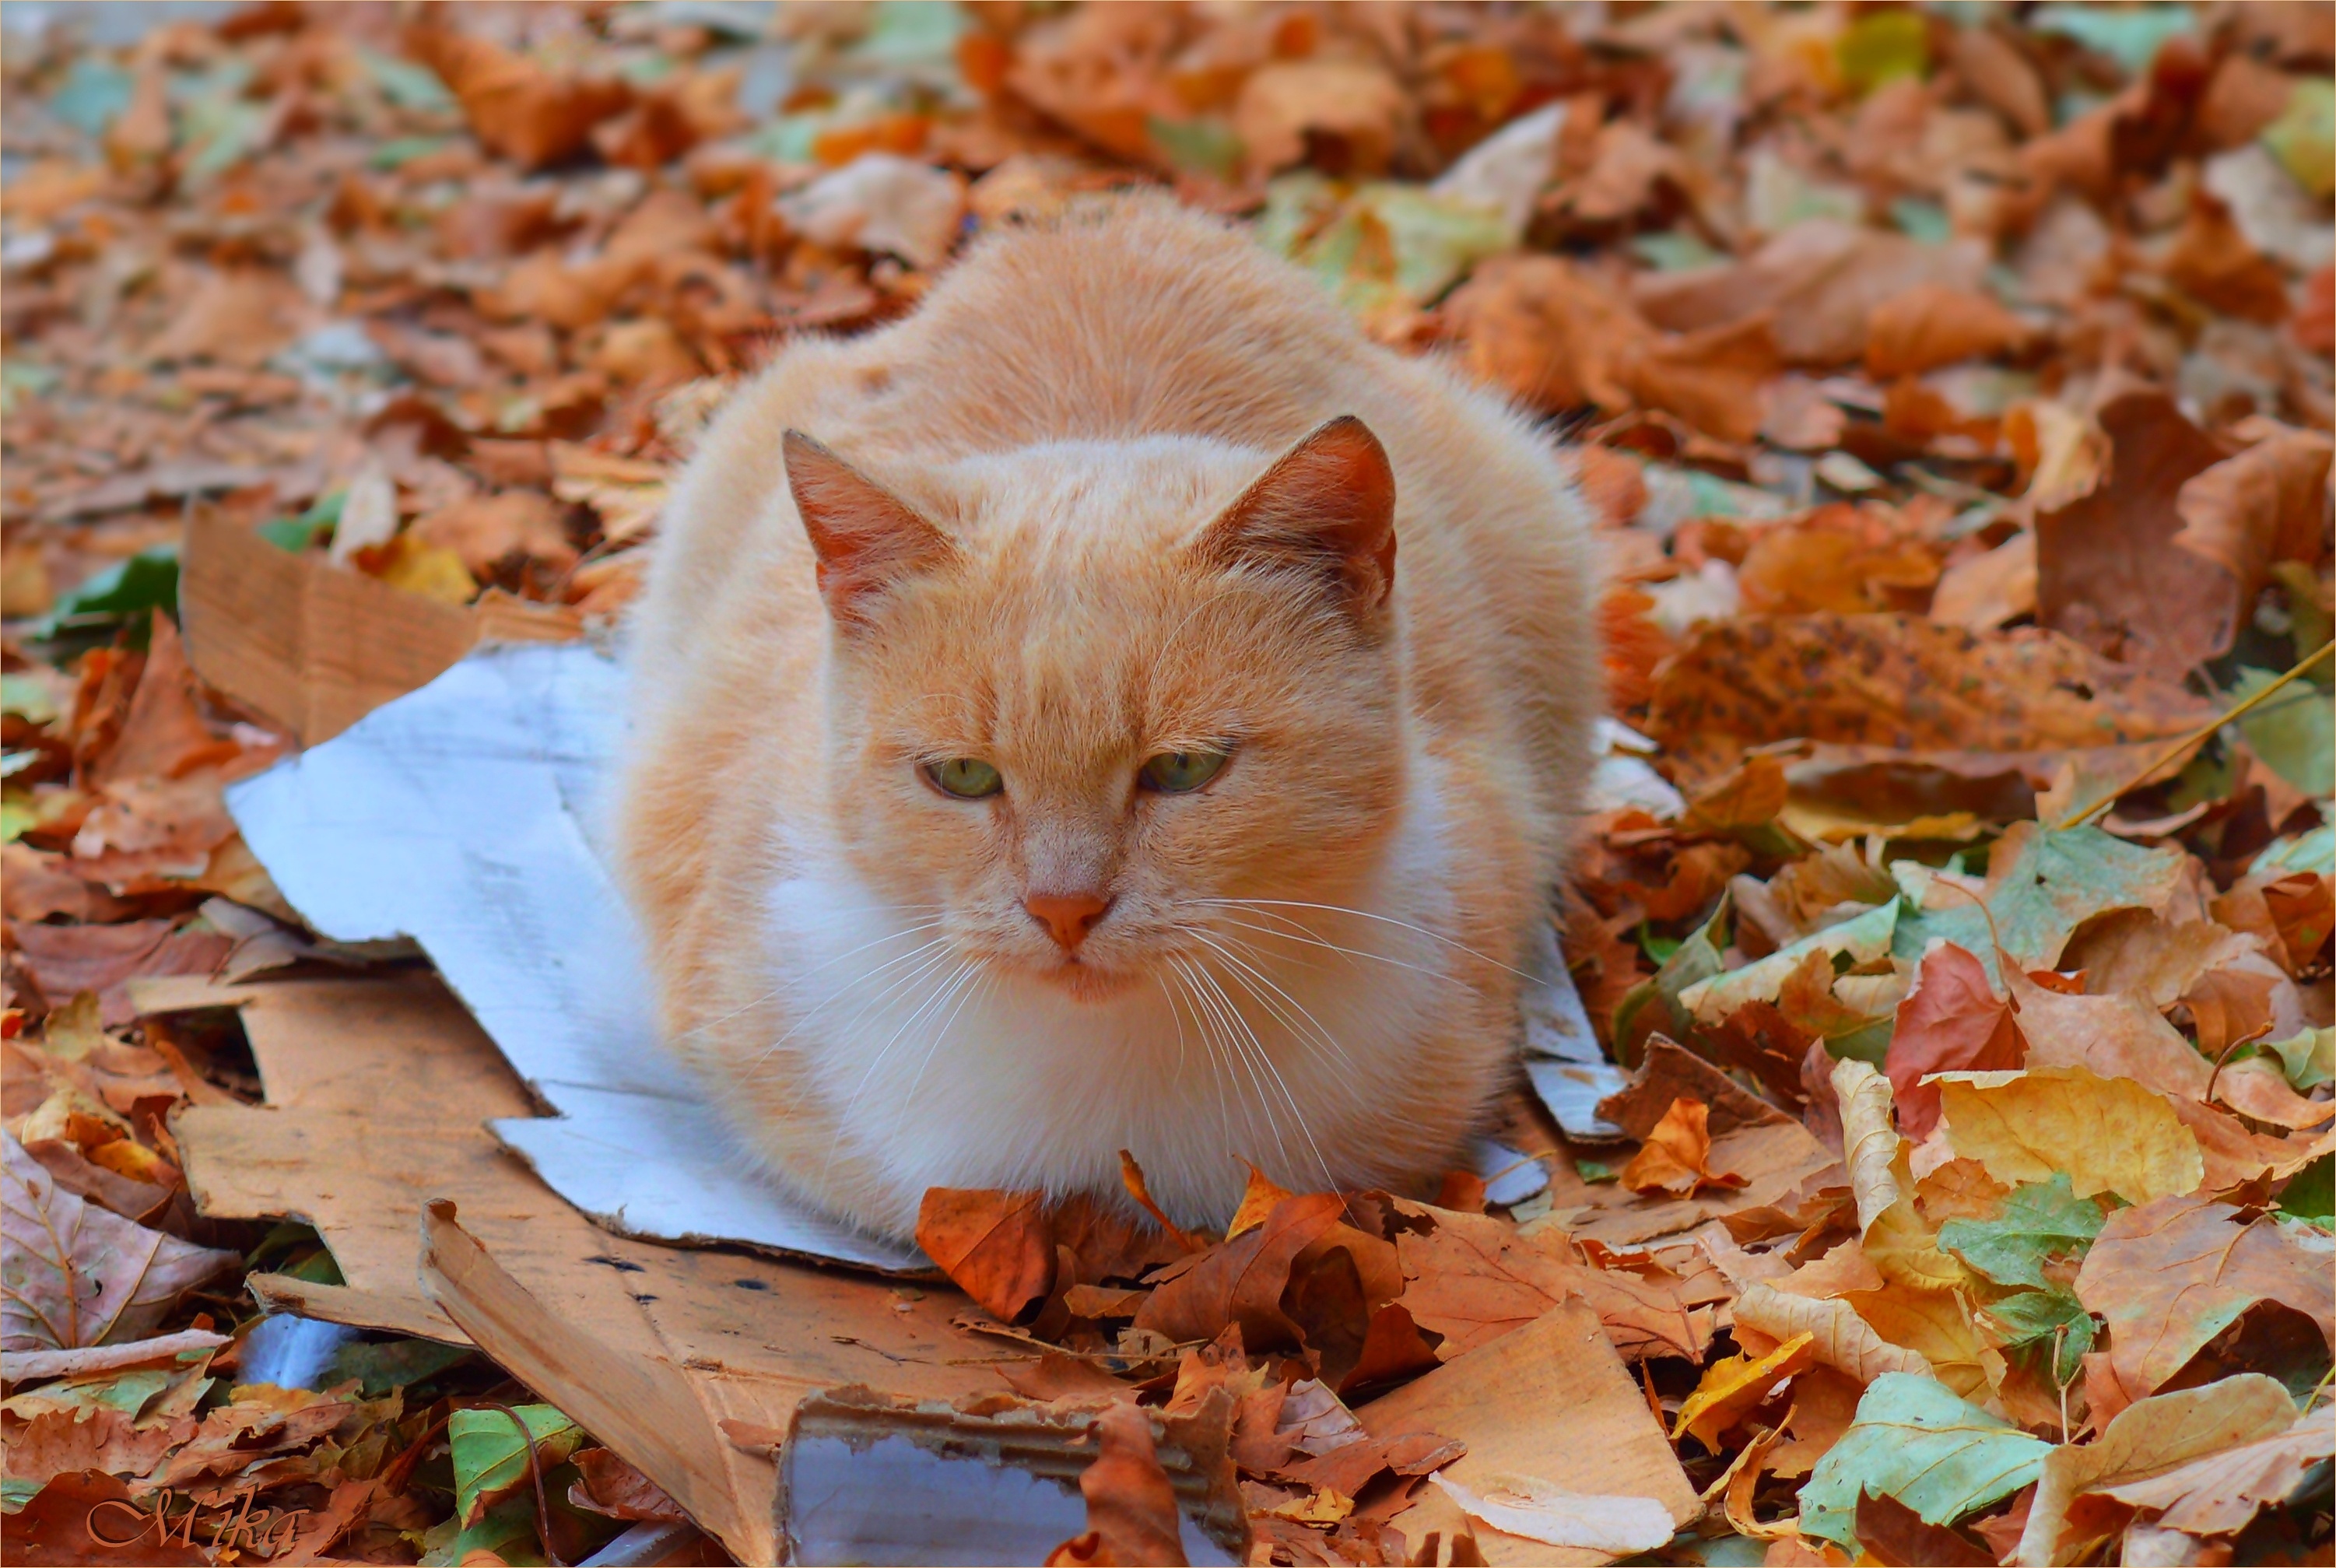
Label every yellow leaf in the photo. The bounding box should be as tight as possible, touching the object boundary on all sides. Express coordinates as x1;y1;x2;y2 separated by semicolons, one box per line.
1864;1198;1971;1295
372;533;479;605
1843;1282;2005;1402
1832;1058;1901;1233
1936;1067;2203;1204
1731;1284;1932;1385
1674;1331;1815;1451
1266;1486;1356;1525
1225;1162;1296;1240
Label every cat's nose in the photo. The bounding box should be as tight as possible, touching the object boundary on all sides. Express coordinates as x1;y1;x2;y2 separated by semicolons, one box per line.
1025;891;1111;951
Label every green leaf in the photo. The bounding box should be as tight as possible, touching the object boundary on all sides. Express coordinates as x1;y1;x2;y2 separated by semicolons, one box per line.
451;1404;584;1528
324;1338;474;1398
31;546;180;640
1938;1173;2107;1291
2264;1028;2334;1093
258;489;346;552
1799;1373;2053;1549
419;1493;544;1567
2278;1156;2334;1226
2229;666;2334;797
1981;1287;2097;1385
1617;896;1730;1067
1677;898;1898;1024
1891;825;2183;981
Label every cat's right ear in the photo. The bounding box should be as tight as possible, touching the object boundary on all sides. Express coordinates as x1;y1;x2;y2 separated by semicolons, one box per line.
783;431;953;627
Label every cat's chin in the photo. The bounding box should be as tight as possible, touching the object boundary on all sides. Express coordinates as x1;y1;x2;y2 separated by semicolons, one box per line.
1025;957;1142;1003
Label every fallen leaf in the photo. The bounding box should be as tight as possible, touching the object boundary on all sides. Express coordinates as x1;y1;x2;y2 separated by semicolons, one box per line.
1854;1489;1997;1566
1892;823;2187;980
2173;426;2334;614
1885;944;2025;1141
2033;391;2240;680
405;23;632;169
409;493;577;575
1621;1096;1748;1197
2012;1373;2301;1565
1387;1202;1577;1360
450;1403;583;1528
1633;219;1988;365
1;1468;208;1564
2089;1411;2335;1541
1673;1331;1815;1452
1047;1401;1187;1567
566;1446;688;1524
1936;1174;2105;1293
917;1187;1055;1324
1864;284;2034;378
1797;1372;2051;1550
1427;1471;1674;1554
1831;1059;1900;1233
1645;615;2215;789
2072;1193;2335;1405
1;1135;235;1354
1937;1067;2204;1205
1731;1284;1933;1384
1133;1192;1342;1352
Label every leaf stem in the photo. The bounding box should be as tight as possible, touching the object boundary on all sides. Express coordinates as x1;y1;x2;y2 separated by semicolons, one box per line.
2056;640;2334;830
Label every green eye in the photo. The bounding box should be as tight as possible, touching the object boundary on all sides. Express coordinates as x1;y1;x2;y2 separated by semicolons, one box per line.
928;759;1003;798
1140;749;1229;794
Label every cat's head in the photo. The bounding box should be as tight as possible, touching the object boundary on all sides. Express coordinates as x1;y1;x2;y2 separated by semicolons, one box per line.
788;418;1408;1000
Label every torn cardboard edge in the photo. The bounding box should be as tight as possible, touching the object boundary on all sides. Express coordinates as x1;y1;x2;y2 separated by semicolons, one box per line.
179;506;581;748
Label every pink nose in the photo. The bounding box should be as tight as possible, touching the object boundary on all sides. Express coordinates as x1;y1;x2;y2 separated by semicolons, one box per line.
1025;891;1111;951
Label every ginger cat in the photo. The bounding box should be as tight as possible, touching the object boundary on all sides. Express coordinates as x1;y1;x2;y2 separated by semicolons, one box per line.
621;196;1598;1243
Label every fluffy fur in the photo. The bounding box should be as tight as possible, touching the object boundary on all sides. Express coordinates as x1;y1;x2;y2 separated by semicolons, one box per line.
620;196;1599;1241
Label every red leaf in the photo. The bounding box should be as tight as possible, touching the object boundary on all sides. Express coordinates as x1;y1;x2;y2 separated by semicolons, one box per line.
1885;943;2025;1140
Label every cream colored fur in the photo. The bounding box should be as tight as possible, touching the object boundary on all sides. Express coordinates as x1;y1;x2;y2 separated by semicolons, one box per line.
620;196;1599;1242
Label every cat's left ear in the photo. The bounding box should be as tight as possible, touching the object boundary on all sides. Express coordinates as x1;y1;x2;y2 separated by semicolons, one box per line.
784;430;955;627
1194;416;1397;612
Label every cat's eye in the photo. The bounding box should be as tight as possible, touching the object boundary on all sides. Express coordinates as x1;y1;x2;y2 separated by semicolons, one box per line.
928;758;1003;798
1140;749;1229;794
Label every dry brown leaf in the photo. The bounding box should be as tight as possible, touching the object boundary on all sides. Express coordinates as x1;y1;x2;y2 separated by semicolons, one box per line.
2074;1193;2335;1405
409;493;577;575
1046;1401;1189;1567
1864;284;2034;378
1133;1192;1342;1352
1643;613;2215;787
2033;391;2239;680
1885;943;2025;1142
2012;1373;2300;1566
916;1187;1054;1324
2173;425;2334;609
405;23;633;170
1;1134;236;1355
1929;531;2037;633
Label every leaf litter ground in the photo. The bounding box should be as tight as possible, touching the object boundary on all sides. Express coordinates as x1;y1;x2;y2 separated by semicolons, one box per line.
1;2;2331;1564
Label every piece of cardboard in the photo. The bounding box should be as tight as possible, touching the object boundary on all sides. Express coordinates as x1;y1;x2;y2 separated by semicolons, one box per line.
179;507;580;746
219;642;925;1272
1359;1297;1701;1565
142;971;1005;1564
